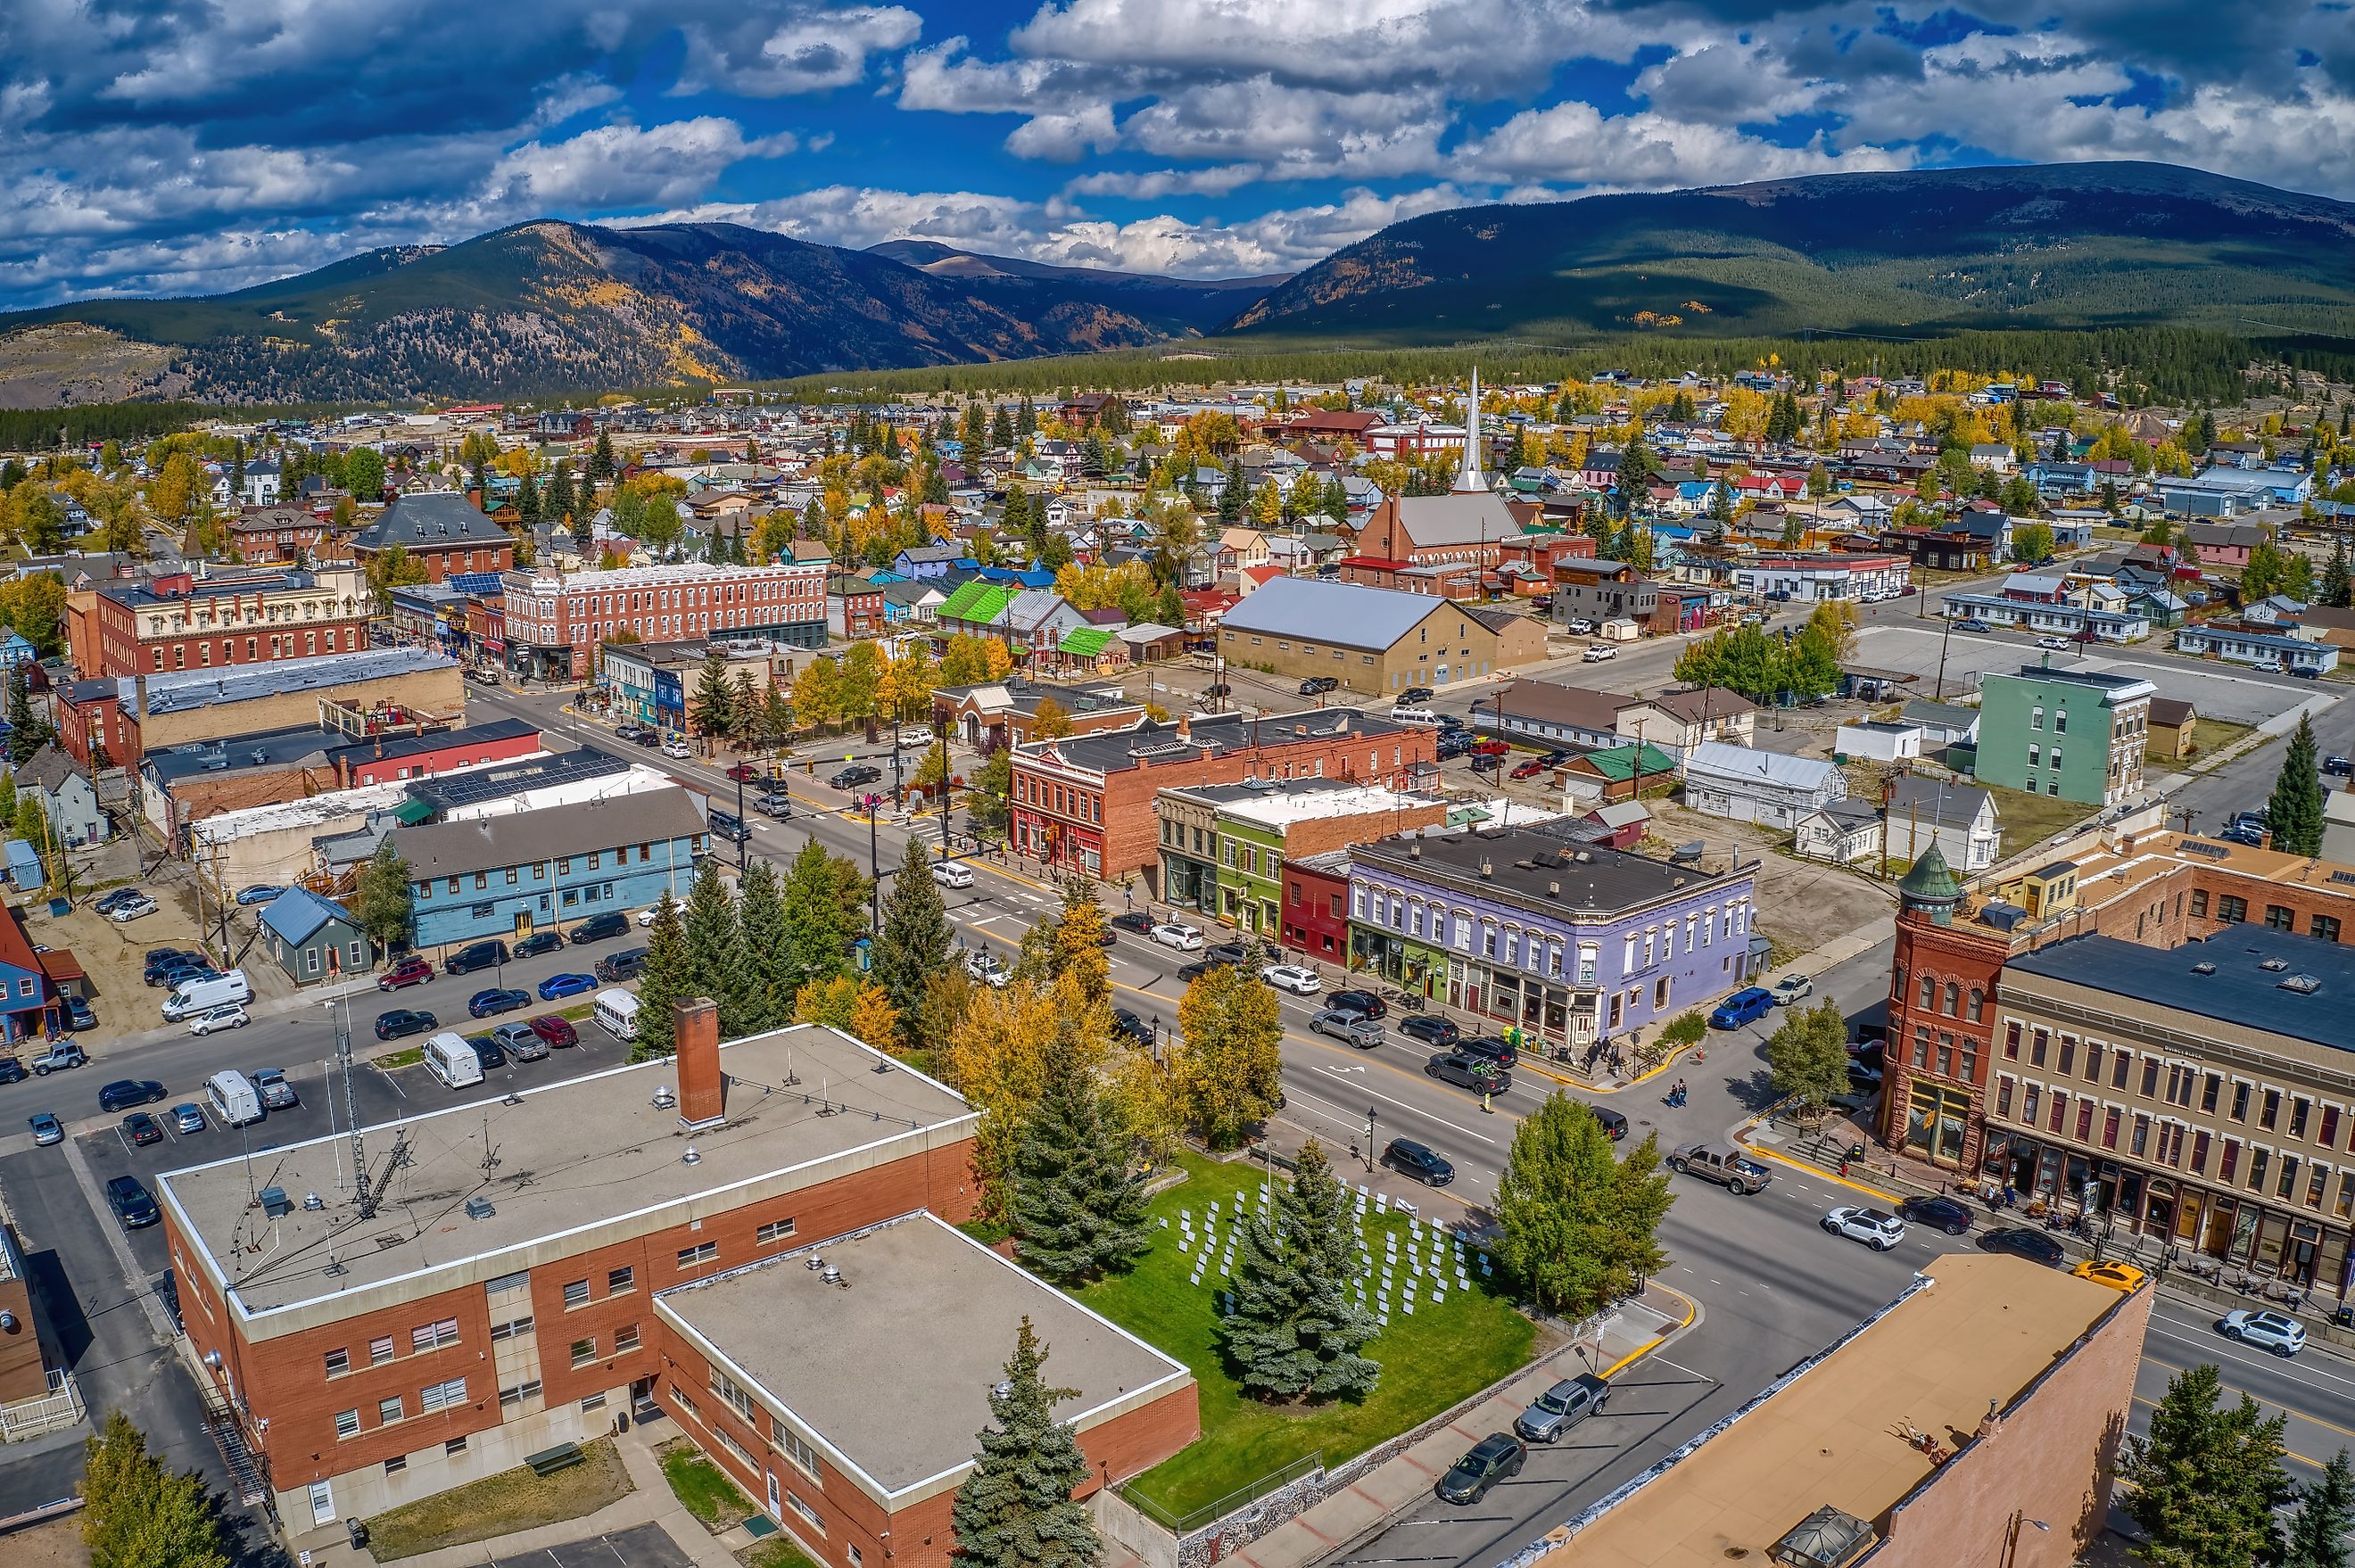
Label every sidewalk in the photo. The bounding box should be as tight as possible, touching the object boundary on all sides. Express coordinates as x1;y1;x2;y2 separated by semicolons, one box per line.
1208;1285;1693;1568
284;1417;741;1568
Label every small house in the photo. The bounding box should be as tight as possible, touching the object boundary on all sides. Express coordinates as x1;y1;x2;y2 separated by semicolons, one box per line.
259;887;372;986
2146;697;2198;760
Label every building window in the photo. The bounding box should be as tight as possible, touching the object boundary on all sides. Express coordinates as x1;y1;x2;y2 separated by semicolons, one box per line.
490;1316;533;1341
335;1409;359;1439
2249;1148;2270;1192
581;1393;607;1413
564;1280;591;1308
678;1242;717;1269
2219;895;2247;923
499;1381;542;1409
378;1396;405;1424
2317;915;2344;944
2262;1089;2282;1131
756;1217;796;1245
570;1338;598;1369
2267;904;2295;931
325;1349;351;1377
2232;1081;2252;1121
2190;889;2209;919
384;1457;406;1476
411;1318;459;1353
607;1266;635;1293
419;1378;467;1414
370;1336;394;1366
2293;1099;2312;1139
616;1323;640;1352
784;1493;824;1534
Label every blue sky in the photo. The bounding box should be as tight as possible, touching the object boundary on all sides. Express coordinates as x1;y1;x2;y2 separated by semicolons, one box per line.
4;0;2352;309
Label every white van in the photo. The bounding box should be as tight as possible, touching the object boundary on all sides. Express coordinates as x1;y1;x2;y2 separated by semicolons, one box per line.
162;970;252;1021
1384;706;1445;728
204;1069;263;1127
423;1032;486;1090
593;989;641;1043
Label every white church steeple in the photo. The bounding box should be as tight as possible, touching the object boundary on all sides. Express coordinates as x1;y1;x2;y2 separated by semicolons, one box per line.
1451;367;1487;493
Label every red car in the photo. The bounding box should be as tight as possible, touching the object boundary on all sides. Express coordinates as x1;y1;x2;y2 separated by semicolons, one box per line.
377;956;434;992
1470;739;1510;758
725;762;765;783
1509;758;1550;780
530;1014;579;1049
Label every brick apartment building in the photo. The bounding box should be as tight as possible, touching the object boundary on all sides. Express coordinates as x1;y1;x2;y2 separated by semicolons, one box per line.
65;567;370;679
1278;850;1353;961
352;492;516;584
1010;707;1437;886
227;505;344;567
503;561;830;680
158;1004;1195;1558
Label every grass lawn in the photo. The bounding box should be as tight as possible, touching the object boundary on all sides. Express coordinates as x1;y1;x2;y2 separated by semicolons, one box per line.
739;1539;823;1568
660;1440;752;1532
1981;783;2098;858
1079;1152;1534;1524
365;1439;631;1560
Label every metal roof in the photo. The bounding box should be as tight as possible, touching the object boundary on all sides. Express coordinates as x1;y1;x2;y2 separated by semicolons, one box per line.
1217;575;1444;650
389;784;706;877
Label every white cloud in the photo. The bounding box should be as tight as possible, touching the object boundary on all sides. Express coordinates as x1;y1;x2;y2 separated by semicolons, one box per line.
677;5;923;96
1453;102;1914;188
478;119;797;211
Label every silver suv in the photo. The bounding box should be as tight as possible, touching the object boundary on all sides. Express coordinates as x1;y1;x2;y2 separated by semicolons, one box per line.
1310;1010;1384;1048
1665;1142;1774;1195
1515;1374;1610;1443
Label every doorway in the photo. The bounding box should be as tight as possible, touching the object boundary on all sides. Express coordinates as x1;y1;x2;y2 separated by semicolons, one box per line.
514;911;534;939
766;1469;782;1521
308;1479;335;1528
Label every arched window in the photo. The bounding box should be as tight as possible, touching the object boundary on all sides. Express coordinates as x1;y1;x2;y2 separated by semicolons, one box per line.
1943;981;1960;1016
1918;974;1935;1010
1967;988;1984;1022
1892;964;1907;1002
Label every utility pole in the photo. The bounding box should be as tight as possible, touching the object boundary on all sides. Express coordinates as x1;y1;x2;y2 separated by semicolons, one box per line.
864;792;882;931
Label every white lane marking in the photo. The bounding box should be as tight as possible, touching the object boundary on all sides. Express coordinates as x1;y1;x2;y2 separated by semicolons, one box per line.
1284;1081;1500;1145
2145;1322;2355;1396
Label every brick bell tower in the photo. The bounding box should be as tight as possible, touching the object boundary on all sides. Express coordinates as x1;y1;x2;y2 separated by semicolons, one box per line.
1880;845;2010;1173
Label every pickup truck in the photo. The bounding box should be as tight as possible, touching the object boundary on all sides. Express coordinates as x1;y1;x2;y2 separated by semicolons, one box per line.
1665;1141;1773;1194
29;1042;88;1075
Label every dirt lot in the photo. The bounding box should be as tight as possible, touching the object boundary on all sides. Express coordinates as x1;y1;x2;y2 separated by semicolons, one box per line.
3;1514;87;1568
1640;796;1897;961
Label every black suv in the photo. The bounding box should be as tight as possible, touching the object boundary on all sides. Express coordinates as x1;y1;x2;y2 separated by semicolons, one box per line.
1203;942;1255;969
106;1175;161;1229
1326;988;1387;1019
1383;1138;1454;1186
99;1078;166;1112
830;764;882;790
595;946;649;984
444;939;510;976
1979;1226;2066;1267
1459;1034;1519;1070
512;930;566;960
1396;1014;1459;1049
1435;1434;1524;1504
1298;675;1339;696
1397;685;1434;706
570;912;630;945
1898;1194;1976;1235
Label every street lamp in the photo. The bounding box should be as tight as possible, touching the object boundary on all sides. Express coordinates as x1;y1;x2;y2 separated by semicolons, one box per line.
1363;1107;1377;1172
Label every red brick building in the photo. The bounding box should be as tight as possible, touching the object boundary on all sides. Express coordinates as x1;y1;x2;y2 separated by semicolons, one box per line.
504;561;830;680
64;567;370;679
351;492;516;584
1279;851;1352;961
227;505;343;566
328;718;542;788
1010;707;1437;885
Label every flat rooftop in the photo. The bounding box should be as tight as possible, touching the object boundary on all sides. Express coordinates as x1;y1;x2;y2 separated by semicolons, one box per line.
158;1025;975;1321
2007;929;2355;1052
1539;1254;2121;1568
1351;824;1746;917
657;1212;1189;1501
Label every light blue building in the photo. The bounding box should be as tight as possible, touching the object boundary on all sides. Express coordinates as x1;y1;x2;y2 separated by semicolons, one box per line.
388;787;708;950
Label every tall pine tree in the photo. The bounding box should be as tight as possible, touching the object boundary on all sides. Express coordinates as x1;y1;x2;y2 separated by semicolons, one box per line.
82;1410;228;1568
733;857;791;1032
2324;539;2353;610
2284;1448;2355;1568
2266;714;2326;857
872;836;954;1050
1011;1020;1149;1284
681;858;746;1034
2121;1362;2292;1568
633;893;688;1060
781;839;858;1000
952;1319;1101;1568
1220;1140;1381;1400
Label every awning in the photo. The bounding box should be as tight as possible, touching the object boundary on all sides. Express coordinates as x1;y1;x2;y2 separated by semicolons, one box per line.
481;638;506;653
392;797;434;826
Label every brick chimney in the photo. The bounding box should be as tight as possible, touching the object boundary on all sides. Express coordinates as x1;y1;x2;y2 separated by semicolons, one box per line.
674;997;725;1131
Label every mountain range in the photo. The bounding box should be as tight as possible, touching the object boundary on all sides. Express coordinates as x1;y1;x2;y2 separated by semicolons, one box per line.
6;161;2355;408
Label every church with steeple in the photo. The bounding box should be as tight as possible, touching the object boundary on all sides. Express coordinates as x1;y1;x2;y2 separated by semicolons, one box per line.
1342;367;1526;591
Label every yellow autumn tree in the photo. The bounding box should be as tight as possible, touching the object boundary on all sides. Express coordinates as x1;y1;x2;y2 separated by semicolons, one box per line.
943;973;1106;1220
1169;965;1283;1151
793;975;900;1046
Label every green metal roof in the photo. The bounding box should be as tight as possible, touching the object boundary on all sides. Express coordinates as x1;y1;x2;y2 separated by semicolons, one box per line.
1058;627;1114;656
1574;742;1678;782
938;581;1013;624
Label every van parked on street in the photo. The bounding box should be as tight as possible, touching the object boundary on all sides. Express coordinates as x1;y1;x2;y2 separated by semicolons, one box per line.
161;970;252;1021
423;1032;486;1090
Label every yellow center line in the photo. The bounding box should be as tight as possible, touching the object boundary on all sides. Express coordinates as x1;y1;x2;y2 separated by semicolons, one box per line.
1599;1281;1700;1380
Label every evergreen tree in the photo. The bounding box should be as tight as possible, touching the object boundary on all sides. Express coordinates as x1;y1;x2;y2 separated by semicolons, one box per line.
682;858;746;1034
1495;1092;1673;1318
589;430;616;483
872;836;954;1049
733;858;791;1032
781;839;858;998
1011;1023;1149;1284
990;404;1016;449
1218;458;1245;524
2121;1362;2292;1568
1220;1140;1380;1400
633;893;688;1060
516;471;541;524
6;666;47;765
2267;714;2326;857
351;841;414;956
2285;1448;2355;1568
951;1319;1101;1568
2323;539;2352;610
82;1410;228;1568
688;652;734;740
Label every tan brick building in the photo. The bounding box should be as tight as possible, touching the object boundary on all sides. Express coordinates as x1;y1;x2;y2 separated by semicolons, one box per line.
157;1010;1198;1552
1215;576;1549;699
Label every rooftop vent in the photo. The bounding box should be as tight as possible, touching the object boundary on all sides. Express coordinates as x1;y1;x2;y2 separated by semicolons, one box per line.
2192;961;2218;976
464;1196;497;1220
681;1144;700;1166
259;1186;292;1218
2280;974;2321;995
1479;860;1493;879
821;1265;843;1286
2260;957;2290;972
302;1192;325;1211
1547;880;1560;896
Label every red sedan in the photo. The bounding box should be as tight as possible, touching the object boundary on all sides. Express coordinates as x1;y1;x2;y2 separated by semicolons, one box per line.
377;956;434;992
725;762;767;783
1509;758;1551;780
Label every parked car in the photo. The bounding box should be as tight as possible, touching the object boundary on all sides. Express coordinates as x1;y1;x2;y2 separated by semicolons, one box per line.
2326;755;2353;778
1397;685;1434;706
1581;643;1617;663
628;727;659;748
1978;1227;2067;1267
1299;675;1339;696
1310;1010;1384;1048
0;1058;21;1085
1469;754;1502;775
1204;941;1254;969
63;997;97;1031
829;763;882;789
754;791;797;819
570;912;630;945
1563;617;1596;634
492;1021;550;1060
724;762;766;782
105;1175;161;1229
443;939;510;976
29;1042;87;1075
1666;1142;1772;1193
2220;1308;2306;1357
170;1103;207;1135
467;1035;507;1070
28;1112;62;1146
1516;1375;1610;1444
613;722;649;743
2035;635;2071;651
1770;974;1813;1006
1587;1103;1629;1141
1151;922;1205;951
660;735;692;759
1897;1194;1975;1235
235;883;289;906
375;1009;437;1040
468;987;531;1019
536;972;598;1001
145;948;206;986
1426;1052;1510;1093
512;930;566;960
1112;1009;1153;1048
98;1078;167;1112
122;1110;164;1146
1261;964;1322;994
1435;1434;1525;1504
1709;987;1775;1029
595;947;649;983
186;1003;250;1036
252;1069;296;1110
1458;1035;1519;1070
94;887;148;914
931;861;975;889
963;950;1012;988
378;955;434;990
1396;1014;1459;1049
1326;988;1386;1019
531;1014;580;1049
1822;1206;1905;1250
1509;757;1551;780
1109;912;1155;935
2070;1259;2146;1293
1383;1138;1453;1186
107;896;159;923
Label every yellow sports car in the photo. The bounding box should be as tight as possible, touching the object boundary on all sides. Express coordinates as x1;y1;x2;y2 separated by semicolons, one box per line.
2070;1259;2147;1293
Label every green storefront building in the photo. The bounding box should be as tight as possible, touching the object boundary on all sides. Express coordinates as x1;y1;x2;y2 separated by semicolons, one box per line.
1974;663;2154;807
